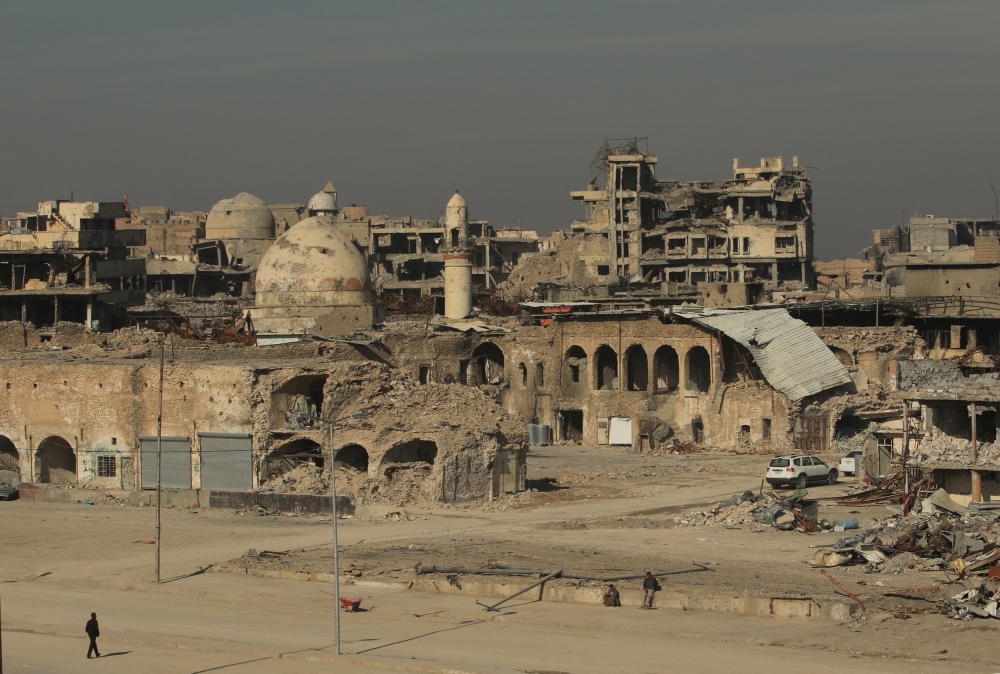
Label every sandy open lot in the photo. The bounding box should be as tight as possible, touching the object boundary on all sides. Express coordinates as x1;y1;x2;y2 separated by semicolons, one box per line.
2;445;998;672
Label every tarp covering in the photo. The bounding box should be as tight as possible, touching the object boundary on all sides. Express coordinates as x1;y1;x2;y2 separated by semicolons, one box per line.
692;309;851;401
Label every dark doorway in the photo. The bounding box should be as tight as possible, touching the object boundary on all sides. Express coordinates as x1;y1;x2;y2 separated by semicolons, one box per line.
37;436;75;483
561;410;584;440
472;342;505;385
691;419;704;444
0;435;17;472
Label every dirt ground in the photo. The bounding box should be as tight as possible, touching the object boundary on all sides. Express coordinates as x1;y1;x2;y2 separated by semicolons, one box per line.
2;445;1000;672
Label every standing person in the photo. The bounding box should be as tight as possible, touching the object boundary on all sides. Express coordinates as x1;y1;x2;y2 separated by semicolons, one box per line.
603;584;621;607
86;612;101;658
642;572;657;609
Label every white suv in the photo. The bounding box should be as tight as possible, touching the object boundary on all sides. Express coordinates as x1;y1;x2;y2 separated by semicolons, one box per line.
766;454;837;489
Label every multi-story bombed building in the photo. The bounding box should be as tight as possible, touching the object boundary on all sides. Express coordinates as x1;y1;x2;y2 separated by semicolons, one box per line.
568;139;813;292
0;200;145;329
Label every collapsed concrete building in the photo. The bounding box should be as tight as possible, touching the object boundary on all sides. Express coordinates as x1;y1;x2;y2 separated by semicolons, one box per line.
0;200;145;329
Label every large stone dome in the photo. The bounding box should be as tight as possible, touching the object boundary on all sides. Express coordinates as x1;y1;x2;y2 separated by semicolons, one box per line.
255;216;371;305
205;192;275;240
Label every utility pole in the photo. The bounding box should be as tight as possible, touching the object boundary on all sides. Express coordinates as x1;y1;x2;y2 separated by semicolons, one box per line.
156;343;164;584
328;411;366;655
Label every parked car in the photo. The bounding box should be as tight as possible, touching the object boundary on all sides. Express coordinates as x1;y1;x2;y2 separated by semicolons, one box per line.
766;454;838;489
839;450;862;477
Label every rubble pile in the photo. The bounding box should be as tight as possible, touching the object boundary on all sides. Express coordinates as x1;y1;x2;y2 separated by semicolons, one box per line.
674;490;826;532
915;435;1000;466
257;463;329;494
809;509;1000;577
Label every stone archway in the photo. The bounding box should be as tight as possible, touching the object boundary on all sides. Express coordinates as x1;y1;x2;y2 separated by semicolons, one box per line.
593;345;618;390
685;346;711;393
37;436;75;484
652;345;679;392
624;344;648;391
335;443;369;473
0;436;17;472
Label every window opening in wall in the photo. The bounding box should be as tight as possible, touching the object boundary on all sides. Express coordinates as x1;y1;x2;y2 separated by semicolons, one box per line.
667;270;686;283
743;237;750;254
518;363;527;386
877;436;893;453
939;330;951;350
731;237;740;255
775;236;795;250
564;346;587;388
459;359;470;385
419;365;430;385
597;265;610;276
535;362;544;387
738;424;751;447
762;418;772;441
97;455;116;478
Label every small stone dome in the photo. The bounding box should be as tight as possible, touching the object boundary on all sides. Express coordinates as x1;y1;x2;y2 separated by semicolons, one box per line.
307;190;337;213
255;217;371;304
446;191;467;209
205;192;275;240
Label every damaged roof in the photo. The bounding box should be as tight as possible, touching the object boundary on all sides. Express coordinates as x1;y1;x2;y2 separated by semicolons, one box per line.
691;308;851;401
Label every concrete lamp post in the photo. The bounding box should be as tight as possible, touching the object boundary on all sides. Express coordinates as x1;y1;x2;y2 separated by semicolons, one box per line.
329;410;366;655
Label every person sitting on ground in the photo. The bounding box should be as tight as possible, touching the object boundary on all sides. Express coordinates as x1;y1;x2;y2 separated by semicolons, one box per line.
642;572;658;609
603;583;621;607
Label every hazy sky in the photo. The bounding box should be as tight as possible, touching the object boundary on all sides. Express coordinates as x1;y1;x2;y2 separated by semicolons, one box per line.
1;1;997;259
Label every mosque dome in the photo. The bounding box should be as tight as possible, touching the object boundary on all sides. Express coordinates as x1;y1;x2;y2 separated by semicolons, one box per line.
255;216;371;305
205;192;275;240
307;190;337;213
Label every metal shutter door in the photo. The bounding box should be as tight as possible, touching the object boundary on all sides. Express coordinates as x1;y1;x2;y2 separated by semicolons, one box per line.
199;433;252;492
139;437;191;489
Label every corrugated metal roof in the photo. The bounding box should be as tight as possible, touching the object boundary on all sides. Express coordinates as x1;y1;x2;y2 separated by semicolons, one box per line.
692;309;851;401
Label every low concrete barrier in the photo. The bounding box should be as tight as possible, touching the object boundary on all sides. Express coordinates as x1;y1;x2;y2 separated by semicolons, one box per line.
208;490;354;516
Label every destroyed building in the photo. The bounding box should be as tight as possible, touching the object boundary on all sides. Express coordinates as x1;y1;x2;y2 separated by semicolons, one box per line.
552;140;813;292
0;200;145;329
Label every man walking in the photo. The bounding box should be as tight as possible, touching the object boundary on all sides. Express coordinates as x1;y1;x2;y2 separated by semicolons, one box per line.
642;572;657;609
86;612;101;658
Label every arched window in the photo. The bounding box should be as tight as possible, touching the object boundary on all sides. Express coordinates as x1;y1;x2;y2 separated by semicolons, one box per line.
624;344;648;391
518;363;528;386
563;346;588;388
472;342;505;385
685;346;711;392
652;345;679;392
593;345;619;390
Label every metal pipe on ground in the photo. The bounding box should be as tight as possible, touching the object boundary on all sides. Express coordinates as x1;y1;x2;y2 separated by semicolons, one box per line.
476;570;563;612
490;561;712;582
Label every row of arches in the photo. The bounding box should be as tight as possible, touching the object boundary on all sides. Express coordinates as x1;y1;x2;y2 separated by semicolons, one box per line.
562;344;712;393
264;437;439;480
0;435;77;483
